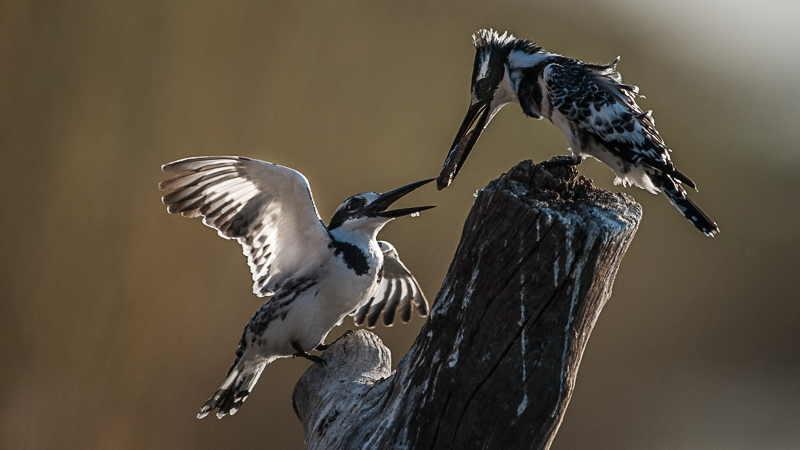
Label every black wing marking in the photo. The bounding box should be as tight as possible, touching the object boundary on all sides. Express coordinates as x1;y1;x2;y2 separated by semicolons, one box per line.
353;241;429;328
159;156;331;297
544;61;696;189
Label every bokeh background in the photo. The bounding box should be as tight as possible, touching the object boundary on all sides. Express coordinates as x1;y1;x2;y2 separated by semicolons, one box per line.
2;0;799;448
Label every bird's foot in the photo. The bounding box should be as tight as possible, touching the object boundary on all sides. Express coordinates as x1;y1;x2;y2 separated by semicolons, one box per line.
296;353;326;365
541;155;583;167
315;330;355;351
292;341;327;365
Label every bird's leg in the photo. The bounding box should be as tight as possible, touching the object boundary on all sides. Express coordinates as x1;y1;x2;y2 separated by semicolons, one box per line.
541;154;583;167
315;330;356;351
292;341;326;365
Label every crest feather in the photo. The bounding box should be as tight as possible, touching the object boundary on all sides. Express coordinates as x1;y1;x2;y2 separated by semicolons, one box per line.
472;29;541;55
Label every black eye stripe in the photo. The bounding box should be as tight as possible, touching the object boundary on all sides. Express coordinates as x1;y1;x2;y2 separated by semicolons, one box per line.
348;198;366;210
475;78;491;96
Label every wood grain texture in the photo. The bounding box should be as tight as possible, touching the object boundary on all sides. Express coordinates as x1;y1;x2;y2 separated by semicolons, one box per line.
293;160;642;450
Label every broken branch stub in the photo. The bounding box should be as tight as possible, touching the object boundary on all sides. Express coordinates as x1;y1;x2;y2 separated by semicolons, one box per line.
293;160;642;449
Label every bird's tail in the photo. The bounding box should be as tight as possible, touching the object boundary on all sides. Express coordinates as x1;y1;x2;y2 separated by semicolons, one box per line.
197;359;267;419
652;173;719;236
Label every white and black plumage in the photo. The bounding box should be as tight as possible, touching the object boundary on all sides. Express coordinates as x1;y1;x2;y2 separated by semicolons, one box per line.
159;156;434;419
437;29;719;236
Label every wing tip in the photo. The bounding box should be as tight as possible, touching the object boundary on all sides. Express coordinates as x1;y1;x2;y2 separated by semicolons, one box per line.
161;156;243;174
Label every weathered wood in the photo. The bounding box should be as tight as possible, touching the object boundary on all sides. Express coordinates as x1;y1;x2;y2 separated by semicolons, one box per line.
293;160;642;450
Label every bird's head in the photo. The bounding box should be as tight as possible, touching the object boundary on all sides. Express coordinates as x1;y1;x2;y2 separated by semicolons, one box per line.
327;178;436;236
437;29;543;190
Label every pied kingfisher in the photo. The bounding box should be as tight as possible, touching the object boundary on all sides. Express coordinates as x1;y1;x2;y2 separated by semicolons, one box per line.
437;29;719;236
159;156;434;419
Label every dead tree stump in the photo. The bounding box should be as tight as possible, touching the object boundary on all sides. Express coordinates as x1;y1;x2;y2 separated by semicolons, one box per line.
293;160;642;449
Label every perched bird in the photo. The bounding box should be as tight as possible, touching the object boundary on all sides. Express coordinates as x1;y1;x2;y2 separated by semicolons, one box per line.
437;29;718;236
159;156;434;419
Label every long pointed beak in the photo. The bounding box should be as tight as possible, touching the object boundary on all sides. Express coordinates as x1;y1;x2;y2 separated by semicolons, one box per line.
436;99;491;190
371;178;437;218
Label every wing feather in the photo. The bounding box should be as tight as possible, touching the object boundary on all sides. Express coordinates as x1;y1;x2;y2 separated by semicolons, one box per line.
354;301;370;327
352;241;429;328
367;280;394;328
544;62;696;189
159;156;331;297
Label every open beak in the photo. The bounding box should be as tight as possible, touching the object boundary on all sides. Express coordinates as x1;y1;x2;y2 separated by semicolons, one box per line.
436;99;491;190
371;178;437;218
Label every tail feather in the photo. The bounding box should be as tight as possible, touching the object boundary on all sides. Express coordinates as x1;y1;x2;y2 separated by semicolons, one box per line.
654;174;719;236
197;361;267;419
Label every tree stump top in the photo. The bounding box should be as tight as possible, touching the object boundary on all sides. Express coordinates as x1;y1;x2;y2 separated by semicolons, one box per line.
488;160;640;233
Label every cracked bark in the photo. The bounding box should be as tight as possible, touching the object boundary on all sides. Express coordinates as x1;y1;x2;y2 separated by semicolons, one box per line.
293;160;642;450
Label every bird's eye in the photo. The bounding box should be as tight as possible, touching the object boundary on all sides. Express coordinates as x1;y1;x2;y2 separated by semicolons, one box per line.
348;198;365;210
475;78;490;95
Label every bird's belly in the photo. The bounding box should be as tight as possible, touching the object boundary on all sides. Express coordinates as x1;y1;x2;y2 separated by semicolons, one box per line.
550;111;581;156
585;142;660;194
256;271;376;356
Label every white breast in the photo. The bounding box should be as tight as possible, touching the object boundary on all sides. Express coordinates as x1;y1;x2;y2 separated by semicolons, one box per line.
255;244;381;356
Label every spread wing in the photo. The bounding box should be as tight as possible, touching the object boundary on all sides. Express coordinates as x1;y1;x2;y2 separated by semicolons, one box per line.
159;156;332;297
544;61;695;188
353;241;429;328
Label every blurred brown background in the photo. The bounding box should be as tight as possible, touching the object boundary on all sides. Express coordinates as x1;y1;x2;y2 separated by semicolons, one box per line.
2;0;798;449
